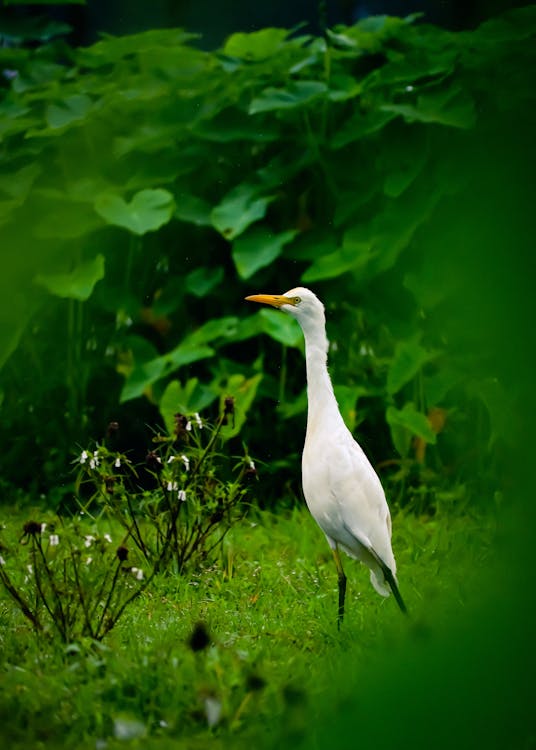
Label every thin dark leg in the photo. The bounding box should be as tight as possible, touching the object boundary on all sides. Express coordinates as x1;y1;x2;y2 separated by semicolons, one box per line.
332;547;347;629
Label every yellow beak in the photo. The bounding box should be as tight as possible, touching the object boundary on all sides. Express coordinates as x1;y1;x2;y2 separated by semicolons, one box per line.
245;294;294;308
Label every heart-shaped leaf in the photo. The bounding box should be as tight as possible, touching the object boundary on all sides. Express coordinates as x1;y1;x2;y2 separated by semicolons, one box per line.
211;183;275;240
34;254;105;301
223;28;289;60
46;94;92;130
219;373;263;439
386;402;437;457
95;189;175;235
387;336;437;395
159;378;217;435
249;81;327;114
232;227;297;279
258;308;303;348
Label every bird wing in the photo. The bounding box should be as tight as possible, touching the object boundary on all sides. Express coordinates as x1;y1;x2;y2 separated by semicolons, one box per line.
324;426;395;571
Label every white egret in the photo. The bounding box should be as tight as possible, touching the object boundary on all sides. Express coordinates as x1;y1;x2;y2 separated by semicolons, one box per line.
245;287;406;625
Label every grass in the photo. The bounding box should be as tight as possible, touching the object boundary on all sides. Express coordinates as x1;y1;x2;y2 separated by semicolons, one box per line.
0;501;519;750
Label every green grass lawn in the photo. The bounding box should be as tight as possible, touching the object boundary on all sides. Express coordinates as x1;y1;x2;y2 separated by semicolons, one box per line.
1;502;531;750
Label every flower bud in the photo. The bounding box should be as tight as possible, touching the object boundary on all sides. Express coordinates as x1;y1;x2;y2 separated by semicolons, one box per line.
116;546;129;561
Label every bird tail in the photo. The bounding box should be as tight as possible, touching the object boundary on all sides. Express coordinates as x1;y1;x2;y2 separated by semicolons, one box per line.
381;566;407;615
368;552;408;615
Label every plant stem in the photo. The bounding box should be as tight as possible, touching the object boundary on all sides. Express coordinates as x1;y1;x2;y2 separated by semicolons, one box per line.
31;539;65;640
0;568;42;632
70;545;95;639
95;559;123;640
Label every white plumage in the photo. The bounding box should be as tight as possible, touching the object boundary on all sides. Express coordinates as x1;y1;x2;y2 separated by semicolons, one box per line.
246;286;406;624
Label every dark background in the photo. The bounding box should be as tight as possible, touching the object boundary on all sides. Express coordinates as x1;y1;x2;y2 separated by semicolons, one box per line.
1;0;533;48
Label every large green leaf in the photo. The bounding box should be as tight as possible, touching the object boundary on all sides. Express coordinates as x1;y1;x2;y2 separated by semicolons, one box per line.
95;189;175;235
120;317;238;402
183;316;239;347
220;373;263;439
302;239;373;282
387;336;436;395
185;267;224;297
232;227;297;279
45;94;92;130
120;343;214;403
0;162;40;201
175;194;212;226
378;124;428;198
258;309;303;348
424;367;464;407
249;81;327;114
211;183;275;240
222;28;289;60
386;402;436;456
334;384;370;431
76;29;197;67
192;108;279;142
381;86;476;129
34;201;102;239
34;254;105;301
330;109;397;149
159;378;217;435
230;309;302;349
0;290;36;371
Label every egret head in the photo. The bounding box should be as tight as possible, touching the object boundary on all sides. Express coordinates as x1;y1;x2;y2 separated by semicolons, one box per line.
245;286;323;319
245;287;326;343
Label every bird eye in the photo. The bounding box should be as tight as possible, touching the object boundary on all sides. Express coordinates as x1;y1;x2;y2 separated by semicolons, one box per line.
293;296;301;304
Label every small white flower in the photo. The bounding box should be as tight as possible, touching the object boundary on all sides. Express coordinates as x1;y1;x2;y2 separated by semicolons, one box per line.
49;534;59;546
104;533;112;544
79;450;88;464
84;535;95;548
405;84;414;92
41;523;47;533
86;557;93;566
89;458;96;469
0;555;5;566
131;567;144;580
167;480;178;492
181;455;190;471
185;421;192;432
27;564;33;574
167;455;176;464
178;489;187;502
249;460;256;471
204;696;222;728
194;413;203;429
114;457;121;468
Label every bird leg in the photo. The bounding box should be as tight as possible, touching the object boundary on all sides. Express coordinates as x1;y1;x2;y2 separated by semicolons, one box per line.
332;547;347;629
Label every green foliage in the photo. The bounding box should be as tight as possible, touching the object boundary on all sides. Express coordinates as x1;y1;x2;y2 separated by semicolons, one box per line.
94;189;175;236
75;408;253;573
0;7;534;499
0;407;254;641
0;500;506;749
34;254;105;300
0;515;149;642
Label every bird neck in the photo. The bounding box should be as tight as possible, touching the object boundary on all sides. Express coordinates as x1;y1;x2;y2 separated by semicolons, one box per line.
301;318;344;434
